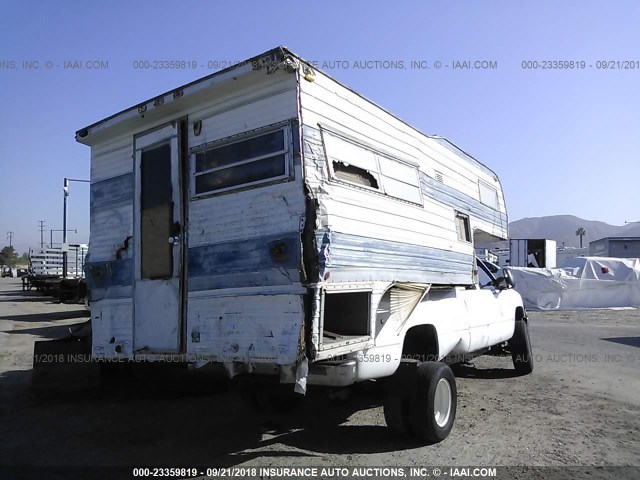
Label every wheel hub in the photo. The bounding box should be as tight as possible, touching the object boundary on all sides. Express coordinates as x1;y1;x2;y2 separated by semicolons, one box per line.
434;377;452;427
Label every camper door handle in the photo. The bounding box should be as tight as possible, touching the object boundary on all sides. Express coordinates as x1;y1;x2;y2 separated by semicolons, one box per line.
168;235;181;245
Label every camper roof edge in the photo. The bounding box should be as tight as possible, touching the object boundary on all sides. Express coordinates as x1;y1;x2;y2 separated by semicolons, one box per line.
75;45;500;182
74;46;290;145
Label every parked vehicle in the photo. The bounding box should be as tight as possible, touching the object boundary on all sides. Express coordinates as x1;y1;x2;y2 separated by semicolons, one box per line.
75;46;533;442
2;267;15;278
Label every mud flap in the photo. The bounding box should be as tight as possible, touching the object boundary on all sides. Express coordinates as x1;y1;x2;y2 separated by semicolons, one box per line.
32;338;100;393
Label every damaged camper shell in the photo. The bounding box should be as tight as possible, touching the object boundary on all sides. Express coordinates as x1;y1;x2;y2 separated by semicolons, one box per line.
77;47;531;442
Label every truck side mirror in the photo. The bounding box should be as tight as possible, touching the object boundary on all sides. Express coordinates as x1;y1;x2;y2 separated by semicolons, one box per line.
493;268;516;290
502;268;516;288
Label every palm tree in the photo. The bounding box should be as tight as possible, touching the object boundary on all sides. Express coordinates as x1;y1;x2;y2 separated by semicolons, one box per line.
575;227;586;248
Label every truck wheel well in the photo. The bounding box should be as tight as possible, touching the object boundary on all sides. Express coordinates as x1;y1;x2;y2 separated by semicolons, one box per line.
402;325;439;362
516;306;526;322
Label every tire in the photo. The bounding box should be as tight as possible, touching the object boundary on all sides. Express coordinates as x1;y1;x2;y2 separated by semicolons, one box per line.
383;395;413;436
409;362;457;443
510;320;534;375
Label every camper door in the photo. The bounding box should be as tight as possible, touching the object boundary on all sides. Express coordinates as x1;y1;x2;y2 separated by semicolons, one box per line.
133;123;184;353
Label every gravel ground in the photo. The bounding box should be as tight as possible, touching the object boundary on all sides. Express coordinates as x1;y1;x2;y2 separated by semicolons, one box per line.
0;277;639;479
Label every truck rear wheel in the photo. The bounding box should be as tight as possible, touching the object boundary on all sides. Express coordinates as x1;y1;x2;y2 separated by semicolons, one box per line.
510;320;534;375
409;361;457;443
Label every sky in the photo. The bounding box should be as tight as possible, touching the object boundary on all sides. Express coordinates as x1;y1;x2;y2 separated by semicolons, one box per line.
1;1;639;254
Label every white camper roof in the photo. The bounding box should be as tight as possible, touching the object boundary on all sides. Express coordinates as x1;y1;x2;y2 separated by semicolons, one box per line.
76;46;500;181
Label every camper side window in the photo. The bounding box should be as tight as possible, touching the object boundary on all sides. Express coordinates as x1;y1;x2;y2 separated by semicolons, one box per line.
478;180;499;210
322;130;381;190
322;129;421;204
377;155;422;204
455;212;471;242
193;127;289;195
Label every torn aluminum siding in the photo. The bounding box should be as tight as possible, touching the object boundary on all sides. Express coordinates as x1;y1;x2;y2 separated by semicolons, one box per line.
297;60;508;289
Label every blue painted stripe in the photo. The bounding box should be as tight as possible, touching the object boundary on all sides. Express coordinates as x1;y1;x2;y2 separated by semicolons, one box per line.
188;269;300;291
420;173;507;228
187;232;301;290
90;286;133;302
85;258;134;291
90;173;134;210
317;231;473;276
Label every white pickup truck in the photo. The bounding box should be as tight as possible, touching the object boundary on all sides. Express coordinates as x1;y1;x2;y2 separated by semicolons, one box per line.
288;258;534;444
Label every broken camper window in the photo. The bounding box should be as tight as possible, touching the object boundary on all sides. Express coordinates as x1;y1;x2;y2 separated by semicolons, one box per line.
332;161;379;188
322;128;421;204
193;127;289;195
322;130;380;190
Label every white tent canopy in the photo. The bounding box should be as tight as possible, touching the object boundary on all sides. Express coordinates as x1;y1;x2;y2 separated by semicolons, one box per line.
508;257;640;310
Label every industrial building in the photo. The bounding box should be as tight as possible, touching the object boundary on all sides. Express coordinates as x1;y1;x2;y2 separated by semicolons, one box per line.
589;237;640;258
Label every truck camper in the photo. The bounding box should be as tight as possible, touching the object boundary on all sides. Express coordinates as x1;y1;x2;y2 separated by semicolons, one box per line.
76;46;533;442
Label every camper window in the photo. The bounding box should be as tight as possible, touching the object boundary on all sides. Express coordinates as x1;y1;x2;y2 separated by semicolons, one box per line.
478;180;498;209
322;129;421;204
332;161;379;188
377;155;422;204
455;212;471;242
193;127;289;195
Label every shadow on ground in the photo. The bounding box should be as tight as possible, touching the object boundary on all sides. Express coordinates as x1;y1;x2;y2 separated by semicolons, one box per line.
0;310;90;323
7;321;88;339
0;368;422;471
602;336;640;348
451;361;524;379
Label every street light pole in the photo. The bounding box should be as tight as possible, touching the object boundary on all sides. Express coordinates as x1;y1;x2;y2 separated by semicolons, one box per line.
63;178;68;278
38;220;45;248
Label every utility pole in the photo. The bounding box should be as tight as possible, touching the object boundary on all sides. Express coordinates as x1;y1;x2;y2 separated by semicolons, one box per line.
38;220;46;248
6;231;14;247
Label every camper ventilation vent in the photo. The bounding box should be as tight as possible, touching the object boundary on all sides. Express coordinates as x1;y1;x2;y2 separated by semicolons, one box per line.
435;171;444;183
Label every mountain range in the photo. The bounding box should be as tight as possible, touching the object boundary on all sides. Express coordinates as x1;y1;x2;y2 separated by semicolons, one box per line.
508;215;640;248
